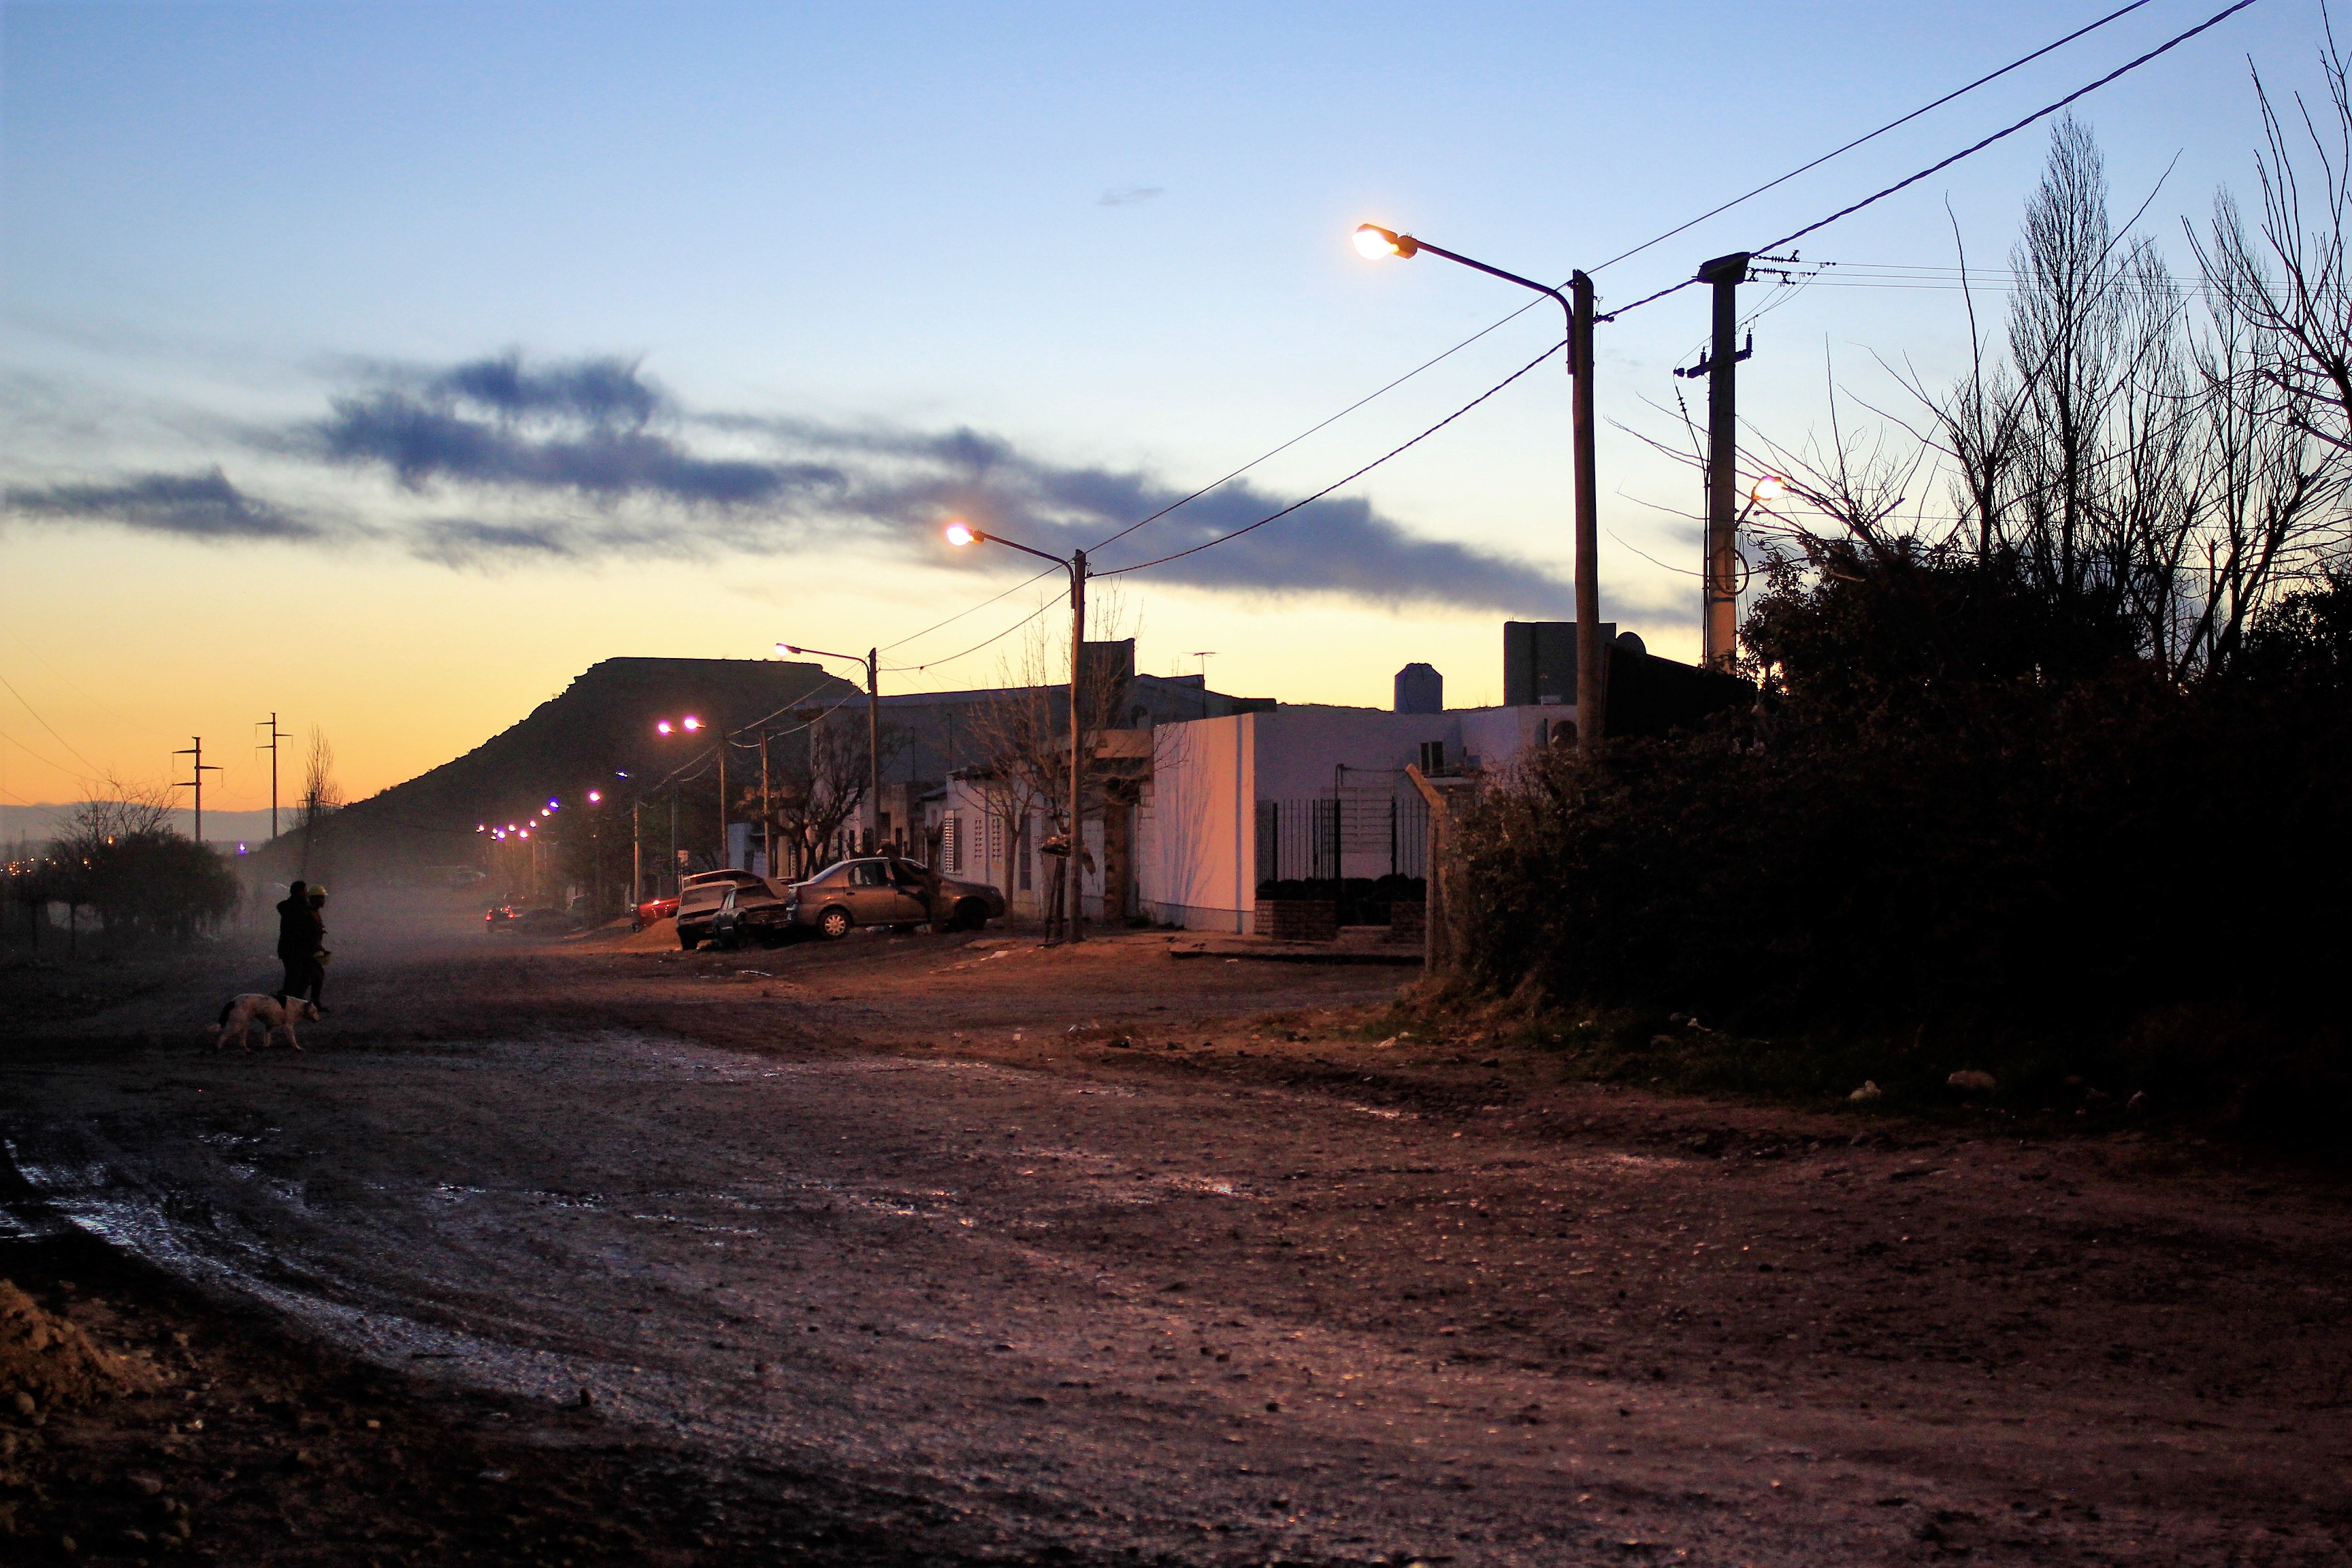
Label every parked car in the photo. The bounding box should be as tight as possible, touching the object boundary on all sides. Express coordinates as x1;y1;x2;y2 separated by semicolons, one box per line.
708;883;798;949
633;894;680;930
674;870;785;949
487;905;581;936
784;858;1004;940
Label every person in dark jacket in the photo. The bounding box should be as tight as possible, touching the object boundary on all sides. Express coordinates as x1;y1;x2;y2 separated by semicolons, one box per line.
301;886;331;1011
275;880;320;1004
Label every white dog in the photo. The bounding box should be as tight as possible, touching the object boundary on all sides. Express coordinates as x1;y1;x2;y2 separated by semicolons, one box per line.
212;994;322;1053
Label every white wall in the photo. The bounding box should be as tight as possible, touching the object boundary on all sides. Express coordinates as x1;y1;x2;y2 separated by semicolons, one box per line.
1139;713;1254;932
1137;703;1569;932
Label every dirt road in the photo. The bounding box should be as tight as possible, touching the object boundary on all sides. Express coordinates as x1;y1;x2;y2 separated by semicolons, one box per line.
4;906;2349;1565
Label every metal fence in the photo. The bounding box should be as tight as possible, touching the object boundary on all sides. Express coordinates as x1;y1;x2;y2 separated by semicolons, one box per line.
1256;798;1338;883
1255;789;1429;883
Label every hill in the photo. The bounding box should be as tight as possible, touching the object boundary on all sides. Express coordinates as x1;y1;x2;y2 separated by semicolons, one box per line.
254;657;855;887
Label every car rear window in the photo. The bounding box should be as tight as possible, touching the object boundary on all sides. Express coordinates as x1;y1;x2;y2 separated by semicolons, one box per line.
679;885;730;913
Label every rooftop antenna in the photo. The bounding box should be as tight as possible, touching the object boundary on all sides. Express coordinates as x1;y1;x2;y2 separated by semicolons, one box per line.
1183;651;1216;681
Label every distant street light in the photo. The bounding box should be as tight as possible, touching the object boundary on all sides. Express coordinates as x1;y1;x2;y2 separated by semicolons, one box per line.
945;520;1090;943
655;715;732;872
777;642;882;858
1355;221;1605;744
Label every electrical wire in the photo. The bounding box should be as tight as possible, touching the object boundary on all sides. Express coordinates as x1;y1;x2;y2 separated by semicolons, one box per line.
876;5;2217;670
1584;0;2163;278
1097;336;1567;580
0;670;103;775
1;729;88;781
1601;0;2266;322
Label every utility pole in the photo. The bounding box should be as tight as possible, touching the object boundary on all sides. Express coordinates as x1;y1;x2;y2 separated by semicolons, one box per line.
173;737;222;847
1570;272;1605;745
631;798;642;907
760;730;772;877
256;713;288;839
1068;551;1088;943
1699;252;1752;668
864;649;881;855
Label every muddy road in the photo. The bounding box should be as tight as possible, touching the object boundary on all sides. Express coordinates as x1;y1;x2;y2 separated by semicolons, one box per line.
4;909;2349;1565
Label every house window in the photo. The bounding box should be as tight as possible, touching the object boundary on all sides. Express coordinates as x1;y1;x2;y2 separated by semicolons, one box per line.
943;813;963;872
987;811;1004;866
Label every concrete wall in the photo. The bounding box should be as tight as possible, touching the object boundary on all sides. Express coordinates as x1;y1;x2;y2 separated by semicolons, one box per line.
1139;714;1255;932
1135;705;1577;930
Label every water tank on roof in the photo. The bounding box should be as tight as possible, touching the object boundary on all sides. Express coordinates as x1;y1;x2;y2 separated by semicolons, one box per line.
1393;663;1443;714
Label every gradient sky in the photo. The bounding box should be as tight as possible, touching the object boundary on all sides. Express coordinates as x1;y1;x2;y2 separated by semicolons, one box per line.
1;0;2329;818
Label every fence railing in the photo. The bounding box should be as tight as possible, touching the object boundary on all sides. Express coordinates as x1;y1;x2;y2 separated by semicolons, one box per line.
1256;791;1429;883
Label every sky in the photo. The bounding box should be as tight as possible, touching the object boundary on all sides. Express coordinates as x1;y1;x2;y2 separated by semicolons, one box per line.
1;0;2334;824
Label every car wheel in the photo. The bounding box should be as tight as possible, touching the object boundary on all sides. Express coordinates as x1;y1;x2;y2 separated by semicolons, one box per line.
953;899;988;931
818;907;852;940
679;930;700;951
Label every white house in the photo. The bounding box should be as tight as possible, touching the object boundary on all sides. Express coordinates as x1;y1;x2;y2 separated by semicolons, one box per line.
1133;702;1561;933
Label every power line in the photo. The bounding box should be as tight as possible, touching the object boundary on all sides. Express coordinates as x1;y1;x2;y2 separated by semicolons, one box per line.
0;669;104;775
885;282;1561;662
1585;0;2163;278
1098;337;1568;580
1602;0;2266;322
879;6;2206;670
1;728;88;781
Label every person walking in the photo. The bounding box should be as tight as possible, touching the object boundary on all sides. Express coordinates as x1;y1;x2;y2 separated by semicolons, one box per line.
274;879;323;1007
301;885;331;1012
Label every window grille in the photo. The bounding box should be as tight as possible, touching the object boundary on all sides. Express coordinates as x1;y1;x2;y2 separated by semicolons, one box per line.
943;813;962;872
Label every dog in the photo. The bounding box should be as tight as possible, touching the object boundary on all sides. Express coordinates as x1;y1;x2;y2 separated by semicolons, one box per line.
211;994;323;1053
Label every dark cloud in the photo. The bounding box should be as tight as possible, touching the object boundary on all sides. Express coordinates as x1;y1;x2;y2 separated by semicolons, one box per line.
310;353;845;506
16;352;1572;612
2;467;321;540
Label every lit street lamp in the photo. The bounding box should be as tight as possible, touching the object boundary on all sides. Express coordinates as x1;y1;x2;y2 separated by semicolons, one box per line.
1355;222;1605;744
777;642;883;858
945;520;1090;943
654;714;732;875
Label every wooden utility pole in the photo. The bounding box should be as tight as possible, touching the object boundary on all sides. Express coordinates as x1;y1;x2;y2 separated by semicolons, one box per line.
760;729;772;877
1067;551;1088;943
864;649;881;855
1570;272;1605;745
1699;252;1752;668
173;737;221;846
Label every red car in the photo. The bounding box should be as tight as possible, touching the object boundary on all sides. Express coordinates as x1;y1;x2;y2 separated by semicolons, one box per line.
632;895;680;930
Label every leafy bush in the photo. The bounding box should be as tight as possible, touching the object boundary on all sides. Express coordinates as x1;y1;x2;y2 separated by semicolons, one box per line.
1447;572;2352;1134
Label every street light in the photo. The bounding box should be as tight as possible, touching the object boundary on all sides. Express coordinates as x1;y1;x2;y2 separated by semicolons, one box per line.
945;520;1090;943
1356;221;1605;745
777;642;882;858
655;714;732;875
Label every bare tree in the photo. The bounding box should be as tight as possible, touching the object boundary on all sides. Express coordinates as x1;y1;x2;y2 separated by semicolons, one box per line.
296;727;342;830
2193;8;2352;466
960;588;1135;936
755;706;904;879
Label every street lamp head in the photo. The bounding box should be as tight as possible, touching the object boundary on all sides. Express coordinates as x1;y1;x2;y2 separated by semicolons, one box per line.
1750;474;1786;504
777;643;803;656
546;798;559;811
1354;223;1418;260
943;520;979;548
587;790;602;804
681;715;702;732
655;720;673;735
